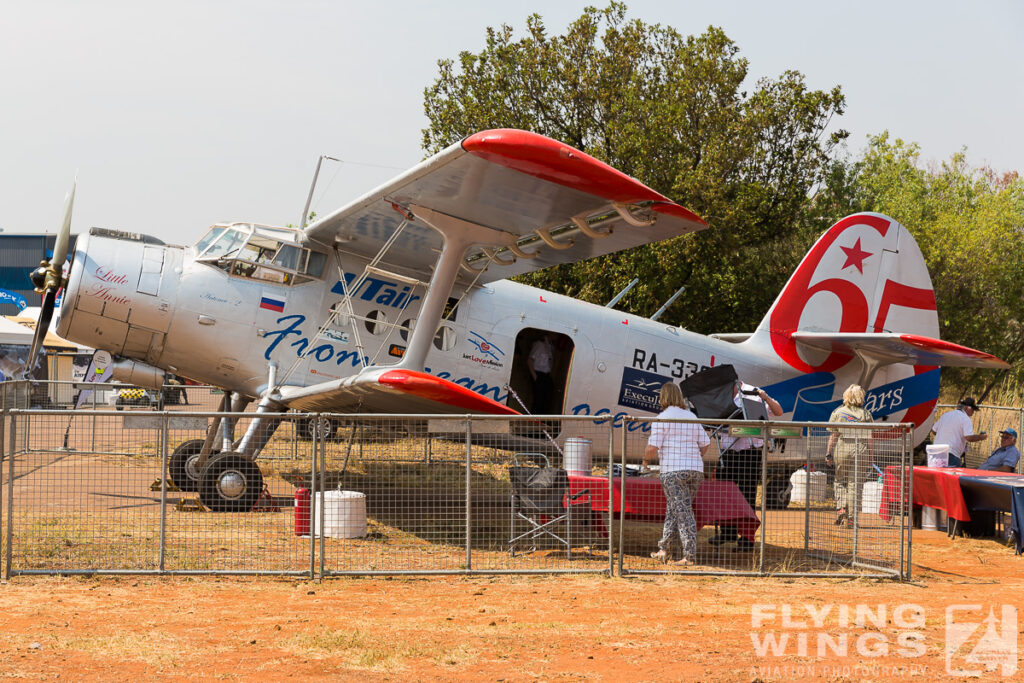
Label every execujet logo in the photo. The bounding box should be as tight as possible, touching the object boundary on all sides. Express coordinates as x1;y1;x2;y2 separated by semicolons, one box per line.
617;366;671;412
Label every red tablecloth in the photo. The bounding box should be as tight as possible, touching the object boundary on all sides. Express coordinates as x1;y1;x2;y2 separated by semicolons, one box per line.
879;466;1018;522
567;475;761;540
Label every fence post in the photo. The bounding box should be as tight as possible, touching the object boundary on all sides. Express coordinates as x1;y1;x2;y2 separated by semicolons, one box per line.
1019;408;1024;475
464;417;472;572
5;412;16;580
317;414;325;581
0;407;5;581
308;415;317;579
803;428;811;557
759;423;767;576
851;430;860;567
617;420;627;577
905;426;914;581
898;426;908;580
607;419;615;576
158;411;169;572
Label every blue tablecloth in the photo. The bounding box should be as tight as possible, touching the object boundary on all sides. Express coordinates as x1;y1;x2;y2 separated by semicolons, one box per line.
957;474;1024;554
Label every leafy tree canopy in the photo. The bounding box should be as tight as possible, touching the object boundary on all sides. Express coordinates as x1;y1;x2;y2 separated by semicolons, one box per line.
423;2;847;332
422;3;1024;401
819;133;1024;400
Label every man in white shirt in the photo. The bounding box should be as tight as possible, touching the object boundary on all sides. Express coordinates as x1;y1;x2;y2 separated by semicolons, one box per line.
931;397;987;467
527;334;555;414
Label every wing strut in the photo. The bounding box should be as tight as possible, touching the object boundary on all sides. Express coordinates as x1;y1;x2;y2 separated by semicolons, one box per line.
398;205;510;372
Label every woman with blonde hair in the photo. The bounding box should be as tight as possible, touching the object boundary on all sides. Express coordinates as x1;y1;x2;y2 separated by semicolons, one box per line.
826;384;873;527
643;382;710;565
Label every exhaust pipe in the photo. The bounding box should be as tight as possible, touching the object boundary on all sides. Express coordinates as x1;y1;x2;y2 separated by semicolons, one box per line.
111;359;166;390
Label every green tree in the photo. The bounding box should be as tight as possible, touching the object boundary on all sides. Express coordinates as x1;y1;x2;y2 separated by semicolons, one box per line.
821;133;1024;400
423;2;847;332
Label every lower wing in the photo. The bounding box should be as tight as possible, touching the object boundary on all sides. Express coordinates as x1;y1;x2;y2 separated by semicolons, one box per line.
276;368;520;415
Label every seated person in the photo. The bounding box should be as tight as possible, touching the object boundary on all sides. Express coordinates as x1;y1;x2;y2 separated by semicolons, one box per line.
978;428;1020;472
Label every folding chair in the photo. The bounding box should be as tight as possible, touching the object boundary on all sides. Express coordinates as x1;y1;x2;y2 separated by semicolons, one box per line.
508;453;589;558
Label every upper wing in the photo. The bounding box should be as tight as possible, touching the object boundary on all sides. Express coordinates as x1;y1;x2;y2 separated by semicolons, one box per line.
792;332;1010;369
303;129;706;286
276;367;520;415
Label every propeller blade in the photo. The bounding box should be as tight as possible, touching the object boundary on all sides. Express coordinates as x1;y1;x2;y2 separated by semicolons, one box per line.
52;180;76;268
24;288;57;379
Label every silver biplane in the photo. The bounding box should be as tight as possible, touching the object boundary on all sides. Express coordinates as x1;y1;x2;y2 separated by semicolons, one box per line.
26;129;1008;510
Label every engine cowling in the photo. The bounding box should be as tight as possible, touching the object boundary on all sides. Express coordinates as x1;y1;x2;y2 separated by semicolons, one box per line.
57;228;182;368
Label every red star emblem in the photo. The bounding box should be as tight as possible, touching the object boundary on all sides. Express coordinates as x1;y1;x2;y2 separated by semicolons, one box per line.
840;237;872;274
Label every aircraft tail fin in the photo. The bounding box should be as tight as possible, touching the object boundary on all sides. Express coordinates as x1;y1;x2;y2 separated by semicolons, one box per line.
748;213;943;436
753;212;939;373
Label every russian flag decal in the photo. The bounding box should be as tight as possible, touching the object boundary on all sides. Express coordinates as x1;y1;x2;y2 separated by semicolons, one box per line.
260;295;285;312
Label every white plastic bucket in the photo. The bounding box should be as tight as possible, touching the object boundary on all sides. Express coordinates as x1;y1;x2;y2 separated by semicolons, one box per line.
921;507;946;531
790;470;827;503
921;506;940;530
313;490;367;538
861;481;883;515
926;444;950;468
564;437;593;476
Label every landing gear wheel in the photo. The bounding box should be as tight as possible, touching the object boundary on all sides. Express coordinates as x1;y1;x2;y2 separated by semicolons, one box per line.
168;439;214;492
198;453;264;512
764;475;793;510
303;416;341;441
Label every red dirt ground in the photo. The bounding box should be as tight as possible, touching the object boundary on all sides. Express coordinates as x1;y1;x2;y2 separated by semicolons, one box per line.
0;530;1021;681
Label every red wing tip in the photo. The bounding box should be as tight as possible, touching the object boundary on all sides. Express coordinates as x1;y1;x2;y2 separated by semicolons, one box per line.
379;369;520;415
899;334;1010;366
462;128;668;205
651;202;707;226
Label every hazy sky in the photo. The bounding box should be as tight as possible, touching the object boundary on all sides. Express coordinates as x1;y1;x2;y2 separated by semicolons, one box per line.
2;1;1020;246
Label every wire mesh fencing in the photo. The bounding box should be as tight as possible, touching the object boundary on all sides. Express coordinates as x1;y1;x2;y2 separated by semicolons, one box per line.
932;404;1024;471
1;400;913;579
616;417;913;579
2;407;616;577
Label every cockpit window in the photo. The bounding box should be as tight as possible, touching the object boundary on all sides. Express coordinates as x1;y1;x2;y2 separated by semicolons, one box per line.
194;223;328;286
200;229;247;260
238;235;281;264
195;227;227;255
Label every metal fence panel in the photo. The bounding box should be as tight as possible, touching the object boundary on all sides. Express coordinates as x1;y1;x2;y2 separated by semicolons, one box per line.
4;409;313;576
0;397;917;579
617;417;912;578
317;415;613;575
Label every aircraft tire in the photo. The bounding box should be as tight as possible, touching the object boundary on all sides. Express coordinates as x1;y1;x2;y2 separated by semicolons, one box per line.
199;453;263;513
168;439;211;492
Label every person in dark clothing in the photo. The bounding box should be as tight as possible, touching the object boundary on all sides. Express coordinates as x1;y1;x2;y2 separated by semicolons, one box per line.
709;380;782;551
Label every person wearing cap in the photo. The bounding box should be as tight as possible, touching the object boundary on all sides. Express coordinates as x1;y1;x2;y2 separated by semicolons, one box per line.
930;398;987;467
979;428;1020;472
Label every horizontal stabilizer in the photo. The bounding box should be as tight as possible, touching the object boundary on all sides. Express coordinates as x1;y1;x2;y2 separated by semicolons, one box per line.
791;332;1009;369
277;368;520;415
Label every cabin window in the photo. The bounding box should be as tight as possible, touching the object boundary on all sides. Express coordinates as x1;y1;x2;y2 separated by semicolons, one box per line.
365;310;388;335
433;324;457;351
306;251;326;277
399;318;415;342
272;245;300;271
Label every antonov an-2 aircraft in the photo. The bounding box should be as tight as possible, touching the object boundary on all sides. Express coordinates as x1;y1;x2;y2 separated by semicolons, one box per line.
27;129;1007;511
